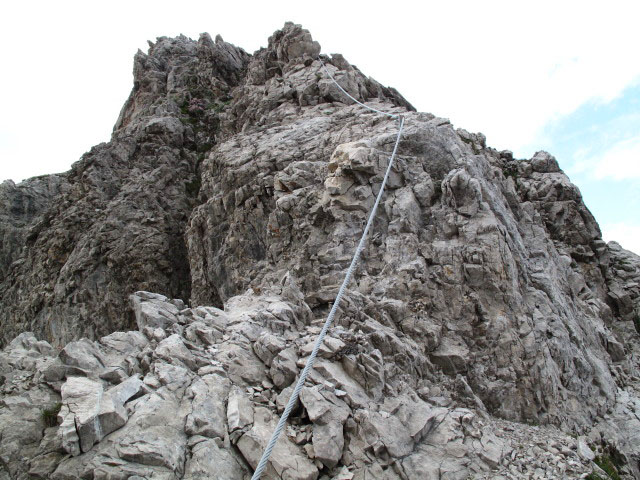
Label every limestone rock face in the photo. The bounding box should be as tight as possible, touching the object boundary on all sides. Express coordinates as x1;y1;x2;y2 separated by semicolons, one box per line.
2;289;636;479
1;21;640;480
0;175;68;279
0;33;250;347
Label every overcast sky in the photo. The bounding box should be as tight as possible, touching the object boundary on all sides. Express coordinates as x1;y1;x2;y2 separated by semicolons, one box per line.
1;0;639;253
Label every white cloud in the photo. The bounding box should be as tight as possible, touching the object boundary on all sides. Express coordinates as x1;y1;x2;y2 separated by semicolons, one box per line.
1;0;640;182
592;137;640;180
568;135;640;180
354;0;640;156
601;222;640;256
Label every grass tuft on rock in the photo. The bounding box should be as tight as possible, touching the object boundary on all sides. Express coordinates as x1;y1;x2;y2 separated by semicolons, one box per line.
594;454;622;480
41;402;62;428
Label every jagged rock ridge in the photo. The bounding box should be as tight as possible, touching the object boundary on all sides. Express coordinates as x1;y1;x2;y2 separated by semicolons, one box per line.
0;22;639;480
0;32;251;346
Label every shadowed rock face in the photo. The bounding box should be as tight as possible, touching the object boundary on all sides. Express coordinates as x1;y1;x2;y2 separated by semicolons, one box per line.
0;33;251;347
1;21;640;480
0;175;68;279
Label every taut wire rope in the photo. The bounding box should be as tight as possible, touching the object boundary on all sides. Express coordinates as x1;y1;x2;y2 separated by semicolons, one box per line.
250;55;405;480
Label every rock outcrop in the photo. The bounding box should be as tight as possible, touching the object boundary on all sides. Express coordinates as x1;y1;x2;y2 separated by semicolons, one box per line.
1;21;639;480
0;175;68;278
0;33;250;347
0;290;630;480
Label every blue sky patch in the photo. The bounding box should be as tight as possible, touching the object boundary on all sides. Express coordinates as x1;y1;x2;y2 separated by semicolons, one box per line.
517;81;640;251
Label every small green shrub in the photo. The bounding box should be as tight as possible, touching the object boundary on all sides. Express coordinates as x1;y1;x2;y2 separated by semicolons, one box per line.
431;181;443;204
41;402;62;428
185;178;201;197
585;473;605;480
502;163;518;182
212;99;231;113
594;454;621;480
196;142;213;154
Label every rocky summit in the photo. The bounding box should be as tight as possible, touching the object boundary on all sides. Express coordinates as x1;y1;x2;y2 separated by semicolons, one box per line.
0;22;639;480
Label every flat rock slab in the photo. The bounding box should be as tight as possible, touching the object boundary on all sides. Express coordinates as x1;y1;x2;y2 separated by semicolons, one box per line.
58;375;143;455
237;406;318;480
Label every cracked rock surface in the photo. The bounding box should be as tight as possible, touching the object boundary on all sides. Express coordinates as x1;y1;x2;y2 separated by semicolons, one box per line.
1;21;640;480
2;289;638;479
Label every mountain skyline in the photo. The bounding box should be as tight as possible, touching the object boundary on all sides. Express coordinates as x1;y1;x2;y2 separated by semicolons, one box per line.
1;1;639;253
